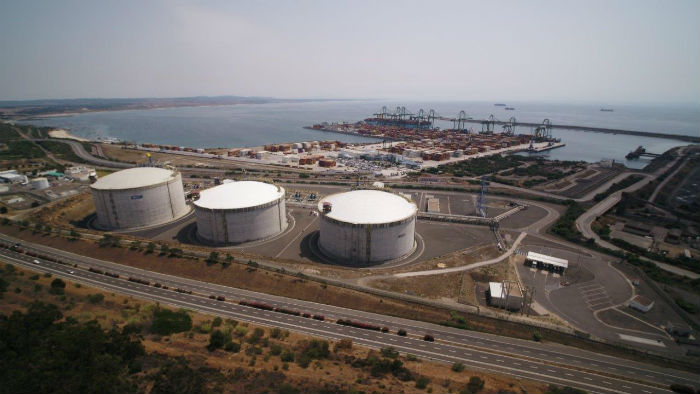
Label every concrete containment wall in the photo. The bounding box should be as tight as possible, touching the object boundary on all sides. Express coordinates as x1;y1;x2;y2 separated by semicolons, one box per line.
92;170;187;229
318;215;415;263
195;197;287;244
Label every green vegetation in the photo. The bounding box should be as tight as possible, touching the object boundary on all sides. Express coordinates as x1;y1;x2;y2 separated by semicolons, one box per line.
593;174;645;202
544;385;588;394
36;140;87;163
0;302;145;394
451;362;466;372
550;200;586;242
86;293;105;304
295;339;330;368
0;123;21;140
151;308;193;336
441;311;473;330
49;278;66;295
463;376;485;393
675;298;699;314
0;140;46;160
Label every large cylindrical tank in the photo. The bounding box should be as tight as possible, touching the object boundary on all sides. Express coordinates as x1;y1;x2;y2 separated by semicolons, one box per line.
90;167;187;229
30;177;50;190
317;190;417;264
194;181;287;244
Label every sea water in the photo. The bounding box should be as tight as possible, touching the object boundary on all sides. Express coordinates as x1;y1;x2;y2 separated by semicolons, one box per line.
20;100;699;169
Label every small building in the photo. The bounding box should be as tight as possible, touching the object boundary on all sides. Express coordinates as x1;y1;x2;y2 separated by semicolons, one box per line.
526;251;568;273
629;295;654;313
65;166;97;182
487;281;523;310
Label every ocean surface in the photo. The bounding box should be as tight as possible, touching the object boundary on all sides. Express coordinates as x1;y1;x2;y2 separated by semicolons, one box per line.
20;100;699;169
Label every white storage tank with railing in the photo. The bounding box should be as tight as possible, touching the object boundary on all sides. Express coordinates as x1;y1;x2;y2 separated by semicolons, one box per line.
194;181;287;244
317;190;417;264
90;167;187;229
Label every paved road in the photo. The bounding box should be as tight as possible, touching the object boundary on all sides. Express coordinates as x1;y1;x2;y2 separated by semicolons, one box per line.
0;235;697;394
574;154;699;279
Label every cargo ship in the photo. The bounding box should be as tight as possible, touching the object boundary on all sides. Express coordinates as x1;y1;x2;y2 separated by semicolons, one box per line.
600;108;614;112
505;107;515;110
494;103;506;106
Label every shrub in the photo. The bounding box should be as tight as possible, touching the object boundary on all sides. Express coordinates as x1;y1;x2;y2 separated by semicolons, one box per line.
49;278;66;295
151;308;192;336
207;329;230;351
380;347;399;359
280;349;295;362
86;293;104;304
212;317;222;327
415;376;430;389
452;362;466;372
270;344;283;356
669;384;696;394
466;376;485;393
533;331;543;342
224;341;240;352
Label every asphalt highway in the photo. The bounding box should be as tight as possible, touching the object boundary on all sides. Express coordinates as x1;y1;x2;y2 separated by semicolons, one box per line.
1;234;697;394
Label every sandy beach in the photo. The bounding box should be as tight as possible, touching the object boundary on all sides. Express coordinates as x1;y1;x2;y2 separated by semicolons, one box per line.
48;129;90;142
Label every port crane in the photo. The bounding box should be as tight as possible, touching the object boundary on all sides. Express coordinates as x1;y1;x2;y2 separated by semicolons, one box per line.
451;110;471;131
533;118;552;141
502;117;516;136
480;114;496;134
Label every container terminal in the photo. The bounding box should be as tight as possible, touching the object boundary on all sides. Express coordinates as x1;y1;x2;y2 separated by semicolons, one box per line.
129;107;564;179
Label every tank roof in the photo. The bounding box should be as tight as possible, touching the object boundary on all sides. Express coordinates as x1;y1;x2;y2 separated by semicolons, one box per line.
194;181;284;210
91;167;177;190
319;190;416;224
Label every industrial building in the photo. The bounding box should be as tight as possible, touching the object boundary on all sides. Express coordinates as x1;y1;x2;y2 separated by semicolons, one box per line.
317;190;417;264
487;281;523;310
91;167;188;229
525;251;568;273
194;181;287;244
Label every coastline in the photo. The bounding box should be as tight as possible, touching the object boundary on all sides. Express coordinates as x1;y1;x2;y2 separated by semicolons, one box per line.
48;128;90;142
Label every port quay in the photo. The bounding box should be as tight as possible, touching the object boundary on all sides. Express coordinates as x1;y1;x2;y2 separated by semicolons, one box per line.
133;107;575;178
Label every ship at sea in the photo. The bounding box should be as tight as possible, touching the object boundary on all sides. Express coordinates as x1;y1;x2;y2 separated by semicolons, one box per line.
494;103;506;106
505;107;515;110
600;108;614;112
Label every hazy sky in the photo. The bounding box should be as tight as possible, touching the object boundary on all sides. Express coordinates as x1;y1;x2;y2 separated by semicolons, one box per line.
1;0;698;104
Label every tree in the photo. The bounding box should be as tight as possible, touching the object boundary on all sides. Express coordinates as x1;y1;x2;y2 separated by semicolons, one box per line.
150;357;206;394
0;302;144;394
207;329;229;351
49;278;66;295
465;376;485;393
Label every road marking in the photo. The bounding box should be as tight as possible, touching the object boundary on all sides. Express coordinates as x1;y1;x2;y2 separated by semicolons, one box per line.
583;377;592;381
565;373;573;377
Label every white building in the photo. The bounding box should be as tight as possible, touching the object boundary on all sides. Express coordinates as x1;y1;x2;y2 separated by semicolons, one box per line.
317;190;417;264
526;251;568;273
91;167;188;229
194;181;287;244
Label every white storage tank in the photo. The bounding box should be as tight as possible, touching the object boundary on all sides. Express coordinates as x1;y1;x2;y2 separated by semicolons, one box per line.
194;181;287;244
30;177;50;190
318;190;417;264
91;167;188;229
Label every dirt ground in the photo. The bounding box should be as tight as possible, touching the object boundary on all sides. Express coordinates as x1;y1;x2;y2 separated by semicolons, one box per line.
0;263;548;394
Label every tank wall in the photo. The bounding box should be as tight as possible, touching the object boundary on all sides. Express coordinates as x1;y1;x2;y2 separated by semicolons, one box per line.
196;198;287;244
92;173;187;229
319;216;415;263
